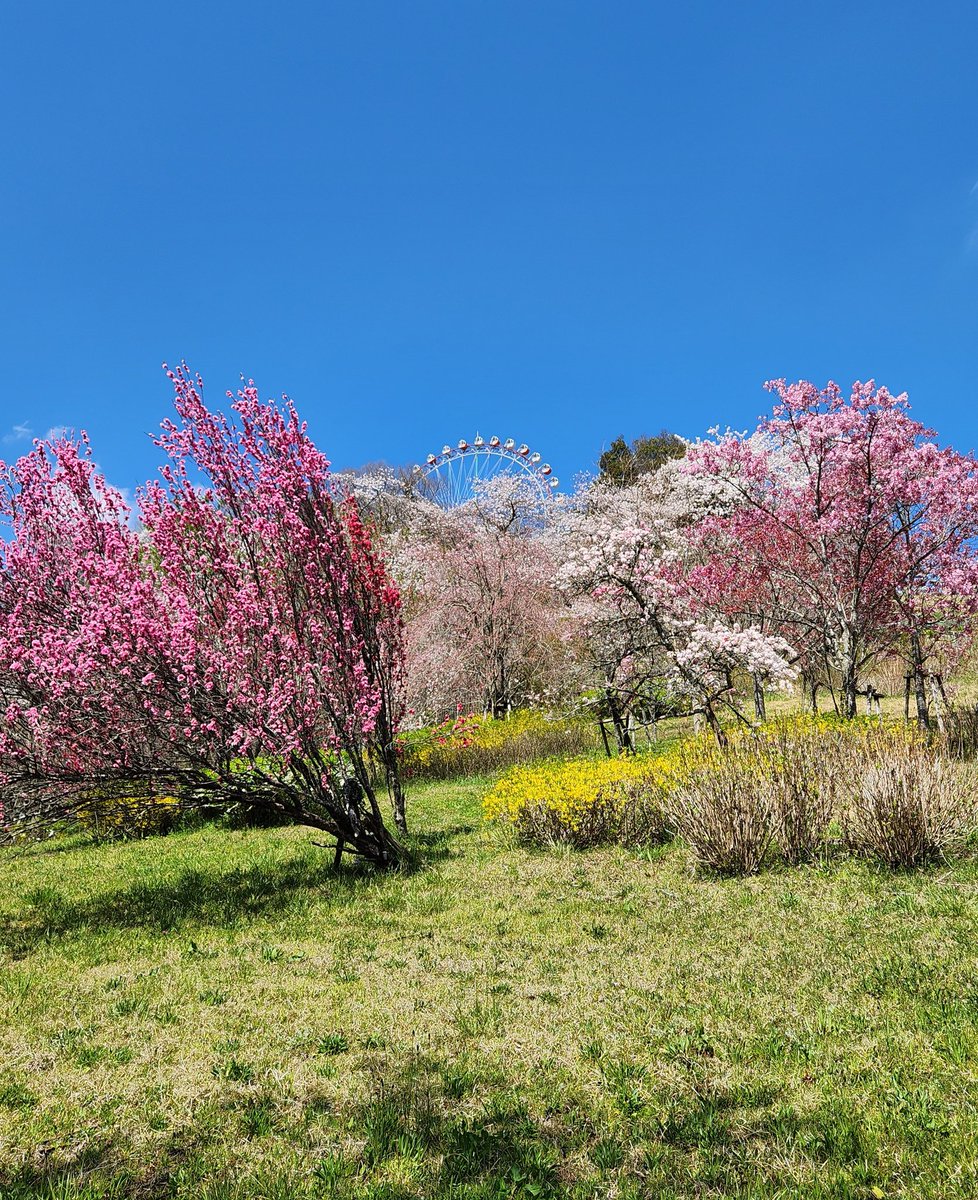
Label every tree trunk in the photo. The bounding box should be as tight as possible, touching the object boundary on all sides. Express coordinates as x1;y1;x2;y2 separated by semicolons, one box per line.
752;674;767;723
910;631;930;728
605;687;633;753
704;701;729;748
841;673;857;719
388;770;408;836
840;644;859;719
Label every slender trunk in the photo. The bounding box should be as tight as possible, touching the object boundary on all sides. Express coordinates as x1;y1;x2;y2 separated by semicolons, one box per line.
752;674;767;723
929;675;945;736
388;768;408;836
605;688;633;753
841;673;857;719
704;701;728;748
840;644;858;719
910;632;930;728
598;718;612;758
802;673;819;716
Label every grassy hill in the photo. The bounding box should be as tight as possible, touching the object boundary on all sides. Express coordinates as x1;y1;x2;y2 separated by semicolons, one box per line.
2;776;978;1198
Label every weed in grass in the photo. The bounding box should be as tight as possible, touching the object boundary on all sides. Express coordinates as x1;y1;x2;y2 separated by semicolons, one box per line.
0;1080;37;1109
441;1063;478;1099
592;1136;625;1170
313;1153;354;1187
601;1060;648;1116
454;998;503;1039
109;995;148;1018
74;1041;135;1070
241;1095;277;1138
579;1038;604;1064
212;1057;255;1083
317;1033;350;1056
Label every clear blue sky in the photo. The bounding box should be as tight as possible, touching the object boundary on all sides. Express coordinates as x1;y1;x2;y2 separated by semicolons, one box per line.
2;1;978;493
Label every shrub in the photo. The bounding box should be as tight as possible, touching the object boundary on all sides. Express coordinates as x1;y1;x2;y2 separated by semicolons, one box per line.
483;714;978;872
841;739;975;868
751;721;839;863
664;741;774;875
401;709;599;781
483;754;669;848
75;793;182;839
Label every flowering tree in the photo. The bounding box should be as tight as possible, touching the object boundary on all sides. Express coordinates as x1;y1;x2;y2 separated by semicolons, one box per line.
389;483;569;724
0;367;407;864
554;465;797;747
685;380;978;722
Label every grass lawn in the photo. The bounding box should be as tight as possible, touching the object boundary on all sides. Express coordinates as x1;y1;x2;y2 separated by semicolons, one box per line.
2;775;978;1199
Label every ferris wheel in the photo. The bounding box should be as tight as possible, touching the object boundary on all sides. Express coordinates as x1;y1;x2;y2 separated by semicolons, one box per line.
411;435;559;509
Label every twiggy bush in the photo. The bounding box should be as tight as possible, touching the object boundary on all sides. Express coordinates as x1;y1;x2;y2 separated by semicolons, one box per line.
665;743;774;875
842;740;975;868
754;724;839;863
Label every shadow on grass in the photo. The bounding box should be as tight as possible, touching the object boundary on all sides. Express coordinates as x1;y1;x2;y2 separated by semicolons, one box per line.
406;823;475;862
0;1059;895;1200
0;849;396;956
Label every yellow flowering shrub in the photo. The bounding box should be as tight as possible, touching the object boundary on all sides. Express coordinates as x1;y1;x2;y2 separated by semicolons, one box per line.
484;753;672;847
75;794;182;839
484;715;969;865
400;709;598;780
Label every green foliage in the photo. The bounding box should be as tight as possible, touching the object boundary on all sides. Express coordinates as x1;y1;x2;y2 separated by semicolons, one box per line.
598;429;686;486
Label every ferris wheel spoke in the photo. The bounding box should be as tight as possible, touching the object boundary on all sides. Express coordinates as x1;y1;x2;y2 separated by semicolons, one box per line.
413;437;558;511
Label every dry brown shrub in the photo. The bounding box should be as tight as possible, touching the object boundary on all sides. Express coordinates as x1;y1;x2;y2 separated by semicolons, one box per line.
841;739;976;868
666;744;774;875
755;725;839;864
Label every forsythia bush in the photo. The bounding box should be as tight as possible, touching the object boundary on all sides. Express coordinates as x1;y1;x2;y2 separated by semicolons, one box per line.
75;794;182;839
483;754;671;847
486;715;978;870
400;709;598;780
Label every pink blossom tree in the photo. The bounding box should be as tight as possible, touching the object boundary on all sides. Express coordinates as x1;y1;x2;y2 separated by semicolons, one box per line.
0;367;407;864
388;482;569;724
685;380;978;722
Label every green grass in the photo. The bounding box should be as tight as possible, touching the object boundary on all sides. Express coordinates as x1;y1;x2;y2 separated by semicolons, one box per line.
3;777;978;1198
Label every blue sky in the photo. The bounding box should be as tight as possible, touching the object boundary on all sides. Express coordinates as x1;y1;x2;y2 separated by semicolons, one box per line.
2;1;978;494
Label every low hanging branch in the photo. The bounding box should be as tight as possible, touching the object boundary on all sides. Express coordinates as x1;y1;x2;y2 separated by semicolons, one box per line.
0;366;407;866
